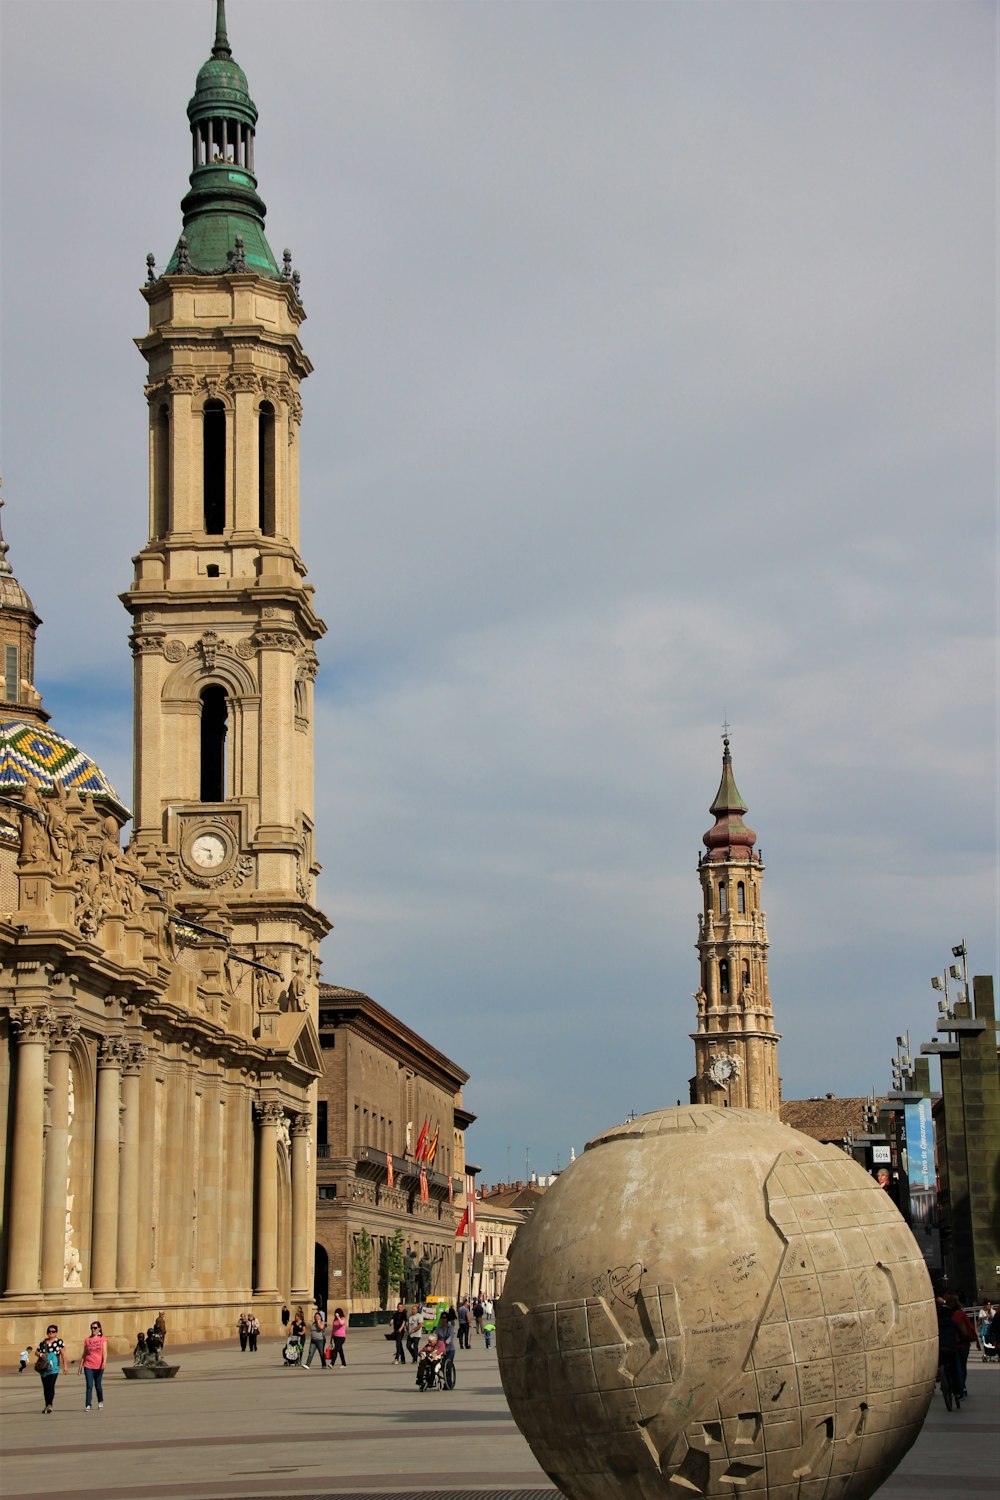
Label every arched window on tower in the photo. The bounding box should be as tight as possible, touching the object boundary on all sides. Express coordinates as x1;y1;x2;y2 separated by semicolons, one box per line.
742;960;751;991
200;684;228;801
719;960;730;997
737;881;746;914
153;403;170;538
4;644;19;703
203;401;226;534
718;882;727;915
258;401;276;534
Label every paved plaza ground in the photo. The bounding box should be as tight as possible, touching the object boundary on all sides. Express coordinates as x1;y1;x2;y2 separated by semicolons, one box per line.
1;1330;996;1500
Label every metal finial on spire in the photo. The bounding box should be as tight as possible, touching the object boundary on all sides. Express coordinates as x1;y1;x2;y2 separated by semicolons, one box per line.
213;0;232;60
0;480;10;577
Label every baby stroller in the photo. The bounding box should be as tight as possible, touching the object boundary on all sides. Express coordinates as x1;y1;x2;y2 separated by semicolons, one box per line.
981;1318;998;1364
282;1333;303;1366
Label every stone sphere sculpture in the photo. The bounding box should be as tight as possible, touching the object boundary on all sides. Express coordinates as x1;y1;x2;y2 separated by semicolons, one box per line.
497;1106;936;1500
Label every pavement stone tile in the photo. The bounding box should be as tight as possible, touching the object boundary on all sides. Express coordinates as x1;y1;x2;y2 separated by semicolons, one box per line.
0;1332;994;1500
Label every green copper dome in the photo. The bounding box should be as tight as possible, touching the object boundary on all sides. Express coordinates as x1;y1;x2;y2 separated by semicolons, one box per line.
162;0;282;279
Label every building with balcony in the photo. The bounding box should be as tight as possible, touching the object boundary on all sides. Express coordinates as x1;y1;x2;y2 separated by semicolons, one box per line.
313;985;472;1311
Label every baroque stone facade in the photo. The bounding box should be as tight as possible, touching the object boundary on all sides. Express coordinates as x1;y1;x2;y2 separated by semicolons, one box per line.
0;6;324;1352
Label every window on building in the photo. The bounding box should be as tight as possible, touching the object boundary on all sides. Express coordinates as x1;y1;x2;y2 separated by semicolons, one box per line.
317;1101;328;1148
258;401;275;533
742;960;751;990
719;960;730;997
4;644;18;703
318;1185;337;1199
719;882;727;915
203;401;226;533
737;882;746;913
199;684;228;801
153;404;170;537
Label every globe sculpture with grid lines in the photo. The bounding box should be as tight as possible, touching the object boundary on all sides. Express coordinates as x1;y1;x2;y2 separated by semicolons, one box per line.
497;1106;936;1500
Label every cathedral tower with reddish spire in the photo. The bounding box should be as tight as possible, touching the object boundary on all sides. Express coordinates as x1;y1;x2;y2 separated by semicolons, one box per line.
690;737;781;1115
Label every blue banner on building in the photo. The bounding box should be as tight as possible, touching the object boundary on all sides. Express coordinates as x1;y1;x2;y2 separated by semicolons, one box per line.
904;1098;940;1268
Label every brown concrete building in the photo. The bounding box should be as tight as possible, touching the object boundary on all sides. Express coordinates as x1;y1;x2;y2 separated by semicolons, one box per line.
314;986;472;1311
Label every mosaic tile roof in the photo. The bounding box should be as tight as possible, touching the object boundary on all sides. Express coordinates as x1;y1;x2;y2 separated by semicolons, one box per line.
0;719;127;812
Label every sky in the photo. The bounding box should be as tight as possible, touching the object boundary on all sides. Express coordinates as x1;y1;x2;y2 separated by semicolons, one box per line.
1;0;995;1186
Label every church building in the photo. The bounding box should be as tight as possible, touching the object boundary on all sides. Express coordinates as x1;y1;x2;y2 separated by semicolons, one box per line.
690;737;781;1114
0;2;470;1352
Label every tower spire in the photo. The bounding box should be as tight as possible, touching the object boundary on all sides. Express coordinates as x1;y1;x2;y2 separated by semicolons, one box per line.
690;735;780;1116
213;0;232;59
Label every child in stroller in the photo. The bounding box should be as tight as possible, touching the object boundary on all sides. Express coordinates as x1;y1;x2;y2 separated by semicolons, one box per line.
415;1330;446;1390
283;1333;304;1366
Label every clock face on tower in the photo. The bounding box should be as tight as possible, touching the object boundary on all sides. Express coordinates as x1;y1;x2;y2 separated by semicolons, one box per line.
708;1055;737;1086
183;826;235;877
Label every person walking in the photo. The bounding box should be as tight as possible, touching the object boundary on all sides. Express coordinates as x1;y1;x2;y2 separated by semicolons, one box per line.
483;1314;495;1350
238;1313;249;1351
391;1301;408;1363
35;1324;67;1414
79;1320;108;1411
18;1345;31;1373
406;1304;423;1363
327;1307;347;1367
457;1299;471;1349
472;1297;483;1336
247;1313;260;1352
305;1307;327;1367
290;1306;307;1364
281;1304;291;1333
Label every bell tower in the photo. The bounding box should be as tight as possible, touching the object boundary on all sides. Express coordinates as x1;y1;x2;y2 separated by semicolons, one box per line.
690;736;780;1115
123;0;329;970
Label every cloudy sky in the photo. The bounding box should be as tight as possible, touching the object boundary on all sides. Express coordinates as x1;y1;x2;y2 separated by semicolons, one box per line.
1;0;995;1184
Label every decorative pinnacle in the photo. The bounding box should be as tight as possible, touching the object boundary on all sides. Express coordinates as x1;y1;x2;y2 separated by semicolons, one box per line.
0;482;9;577
213;0;232;60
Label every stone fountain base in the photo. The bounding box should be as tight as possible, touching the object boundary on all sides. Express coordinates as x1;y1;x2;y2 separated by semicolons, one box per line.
121;1365;180;1379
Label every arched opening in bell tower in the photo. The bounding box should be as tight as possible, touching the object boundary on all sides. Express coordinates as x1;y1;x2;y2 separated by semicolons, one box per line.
200;684;228;800
152;404;170;538
203;401;226;534
258;401;276;534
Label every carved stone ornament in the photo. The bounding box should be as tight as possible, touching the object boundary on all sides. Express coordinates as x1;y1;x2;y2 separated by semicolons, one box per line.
163;640;188;663
226;371;260;395
187;852;254;892
290;1112;312;1138
255;1101;286;1129
130;631;167;657
50;1015;82;1050
254;630;299;652
234;638;255;659
142;612;158;623
123;1044;149;1076
11;1006;54;1043
299;650;320;681
198;631;225;670
97;1035;131;1069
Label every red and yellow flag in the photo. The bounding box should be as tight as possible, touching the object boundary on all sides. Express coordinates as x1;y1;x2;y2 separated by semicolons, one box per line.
386;1152;394;1189
426;1123;440;1166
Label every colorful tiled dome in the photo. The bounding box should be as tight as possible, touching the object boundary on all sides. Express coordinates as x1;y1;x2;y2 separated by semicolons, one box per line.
0;719;128;814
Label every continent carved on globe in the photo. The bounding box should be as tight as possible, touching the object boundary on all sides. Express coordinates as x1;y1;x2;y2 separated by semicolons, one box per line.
496;1106;937;1500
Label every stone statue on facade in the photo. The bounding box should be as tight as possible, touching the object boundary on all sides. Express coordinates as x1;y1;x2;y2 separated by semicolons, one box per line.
403;1247;418;1301
417;1254;432;1300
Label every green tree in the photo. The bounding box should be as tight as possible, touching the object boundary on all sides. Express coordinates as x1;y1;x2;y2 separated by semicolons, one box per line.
351;1229;372;1297
387;1229;405;1303
377;1237;390;1309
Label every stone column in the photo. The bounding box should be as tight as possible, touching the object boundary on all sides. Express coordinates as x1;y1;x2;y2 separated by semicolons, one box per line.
116;1043;147;1293
41;1016;80;1290
254;1101;284;1294
6;1007;53;1293
290;1112;311;1300
91;1035;128;1291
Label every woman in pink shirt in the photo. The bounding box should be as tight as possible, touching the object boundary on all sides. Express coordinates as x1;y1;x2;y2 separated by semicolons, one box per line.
79;1319;108;1411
